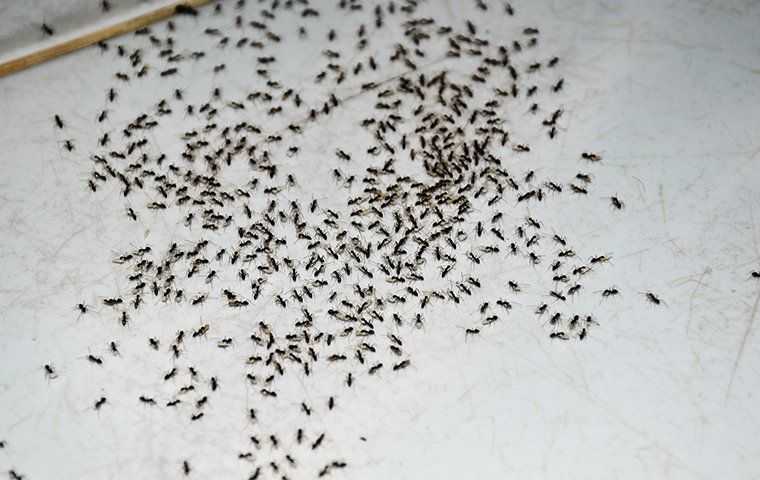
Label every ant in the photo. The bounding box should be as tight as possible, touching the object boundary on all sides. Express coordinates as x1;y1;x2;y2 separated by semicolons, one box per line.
393;360;410;371
312;433;325;450
645;292;662;305
87;354;103;365
602;287;619;297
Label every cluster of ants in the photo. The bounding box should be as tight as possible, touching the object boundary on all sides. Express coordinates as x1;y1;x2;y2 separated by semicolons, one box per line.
5;1;683;479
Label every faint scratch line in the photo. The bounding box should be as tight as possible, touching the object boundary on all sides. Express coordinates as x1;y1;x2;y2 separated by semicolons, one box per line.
687;268;709;334
750;202;759;259
659;184;667;223
726;285;760;401
44;225;87;262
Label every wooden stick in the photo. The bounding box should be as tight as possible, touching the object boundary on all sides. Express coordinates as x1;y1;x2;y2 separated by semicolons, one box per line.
0;0;211;78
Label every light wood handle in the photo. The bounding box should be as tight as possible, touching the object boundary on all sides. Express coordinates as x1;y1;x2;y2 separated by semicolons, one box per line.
0;0;212;78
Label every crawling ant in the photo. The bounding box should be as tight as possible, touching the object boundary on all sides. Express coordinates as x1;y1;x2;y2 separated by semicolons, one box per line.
393;360;410;371
312;433;325;450
9;471;26;480
465;328;480;337
602;287;619;297
175;4;197;15
645;292;662;305
570;184;588;194
550;291;566;302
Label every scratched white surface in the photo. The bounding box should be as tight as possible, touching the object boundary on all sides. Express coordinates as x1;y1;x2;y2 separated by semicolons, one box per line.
1;1;760;479
0;1;175;63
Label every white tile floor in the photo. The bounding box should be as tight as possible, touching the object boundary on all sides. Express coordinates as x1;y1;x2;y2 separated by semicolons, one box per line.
1;1;760;479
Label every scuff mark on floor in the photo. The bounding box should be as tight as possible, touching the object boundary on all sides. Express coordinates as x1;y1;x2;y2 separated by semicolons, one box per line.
725;284;760;402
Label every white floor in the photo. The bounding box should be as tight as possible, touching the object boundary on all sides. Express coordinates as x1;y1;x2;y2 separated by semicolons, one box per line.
1;1;760;479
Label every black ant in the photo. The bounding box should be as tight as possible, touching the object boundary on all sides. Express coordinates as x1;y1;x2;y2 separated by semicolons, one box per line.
312;433;325;450
645;292;662;305
87;354;103;365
